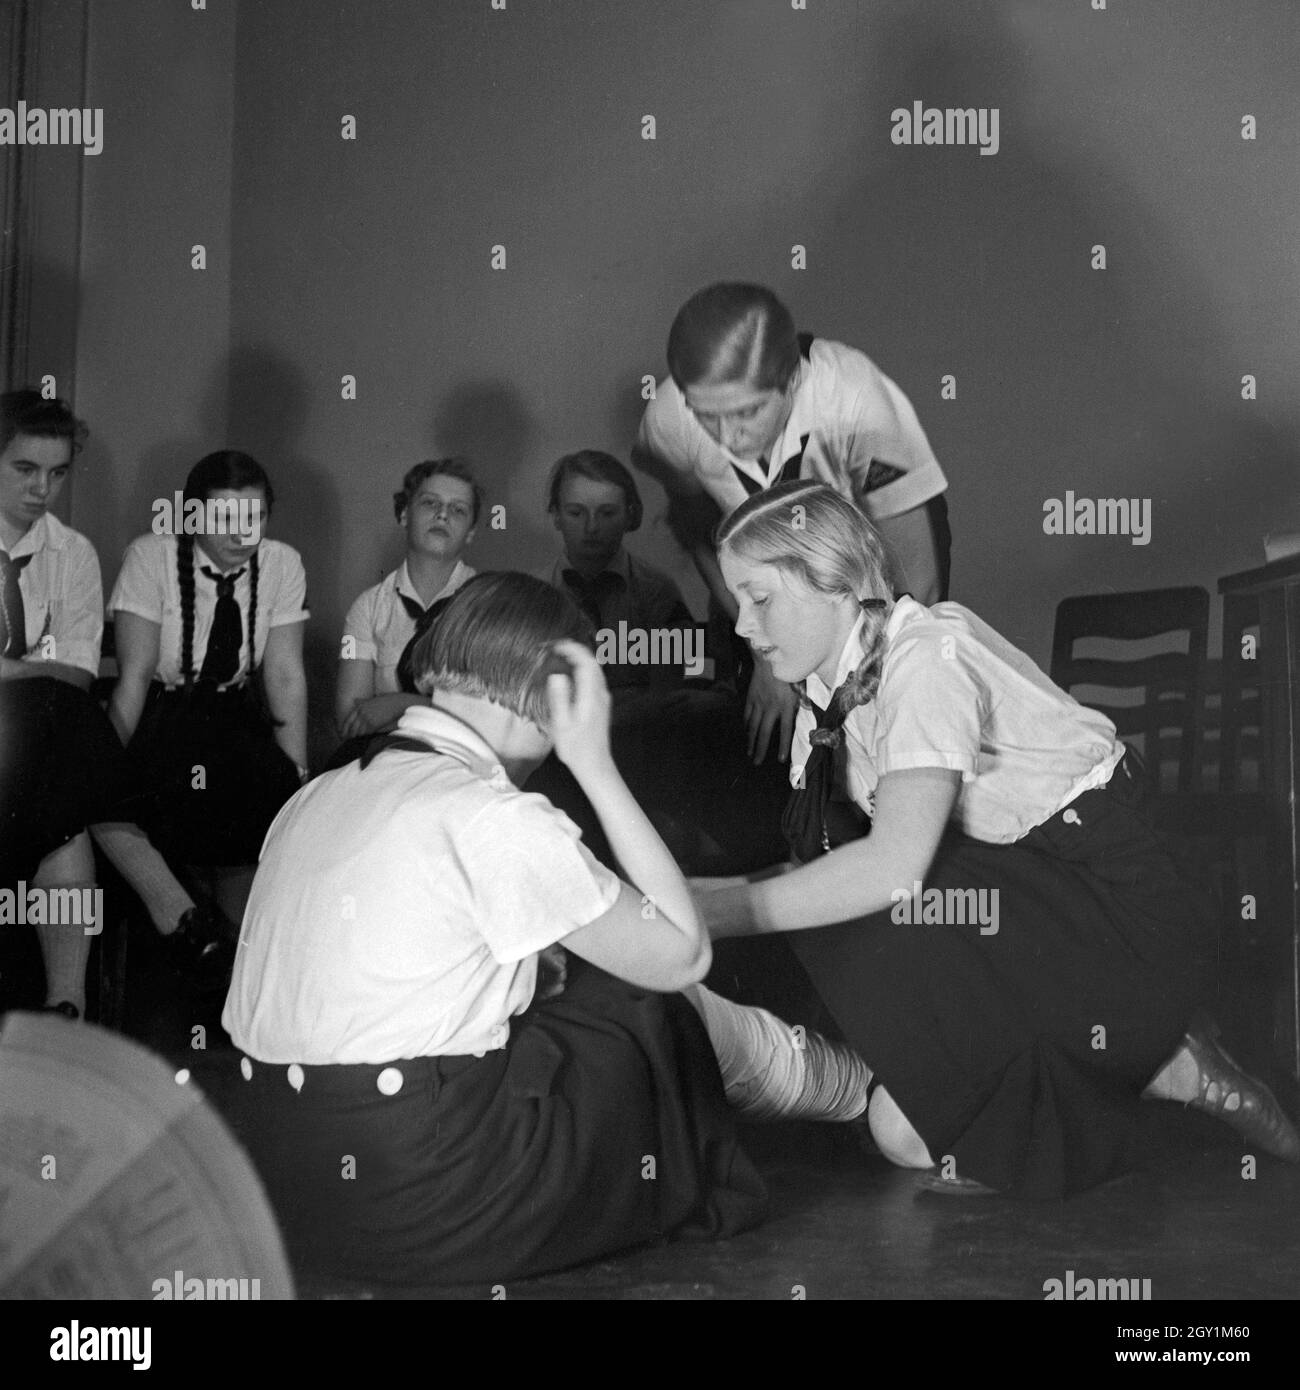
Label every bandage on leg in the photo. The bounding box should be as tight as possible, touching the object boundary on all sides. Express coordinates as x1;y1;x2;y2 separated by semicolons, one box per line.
684;983;872;1122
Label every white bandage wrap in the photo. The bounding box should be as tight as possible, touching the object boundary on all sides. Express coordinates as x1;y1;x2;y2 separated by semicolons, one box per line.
684;984;871;1122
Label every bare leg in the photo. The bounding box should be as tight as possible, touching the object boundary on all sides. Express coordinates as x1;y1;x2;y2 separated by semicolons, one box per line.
33;833;96;1015
89;821;194;936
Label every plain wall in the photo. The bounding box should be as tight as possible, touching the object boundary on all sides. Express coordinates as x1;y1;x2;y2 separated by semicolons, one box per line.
73;0;236;576
62;0;1299;755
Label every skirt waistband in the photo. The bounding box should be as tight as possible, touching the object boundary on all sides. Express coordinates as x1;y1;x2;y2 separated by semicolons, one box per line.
236;1051;486;1097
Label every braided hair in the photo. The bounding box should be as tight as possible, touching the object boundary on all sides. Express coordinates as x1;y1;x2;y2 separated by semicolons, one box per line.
715;480;896;720
176;451;275;688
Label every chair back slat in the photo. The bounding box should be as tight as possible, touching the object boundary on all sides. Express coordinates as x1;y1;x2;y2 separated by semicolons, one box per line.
1051;586;1210;796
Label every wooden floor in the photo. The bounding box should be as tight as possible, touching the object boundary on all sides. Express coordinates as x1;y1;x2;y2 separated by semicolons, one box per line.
172;1049;1297;1303
5;876;1299;1306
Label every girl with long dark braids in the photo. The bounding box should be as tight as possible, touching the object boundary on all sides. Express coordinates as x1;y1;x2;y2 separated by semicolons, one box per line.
108;451;308;929
693;480;1300;1198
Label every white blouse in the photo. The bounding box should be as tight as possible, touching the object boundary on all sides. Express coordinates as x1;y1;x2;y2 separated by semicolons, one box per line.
791;597;1125;844
108;532;309;689
224;705;622;1064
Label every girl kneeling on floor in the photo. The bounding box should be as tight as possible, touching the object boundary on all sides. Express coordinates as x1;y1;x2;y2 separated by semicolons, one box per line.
694;481;1300;1198
223;572;876;1287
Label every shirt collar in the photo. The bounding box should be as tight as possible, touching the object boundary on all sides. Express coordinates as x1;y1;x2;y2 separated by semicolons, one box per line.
556;547;631;583
394;704;513;789
5;512;66;559
804;597;917;710
396;558;469;607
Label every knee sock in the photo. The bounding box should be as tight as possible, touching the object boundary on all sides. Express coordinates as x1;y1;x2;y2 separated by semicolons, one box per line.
89;822;194;935
33;834;95;1013
684;984;872;1122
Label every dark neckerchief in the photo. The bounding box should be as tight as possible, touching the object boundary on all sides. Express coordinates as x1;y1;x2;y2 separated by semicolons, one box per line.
781;683;855;864
359;732;433;769
780;598;886;863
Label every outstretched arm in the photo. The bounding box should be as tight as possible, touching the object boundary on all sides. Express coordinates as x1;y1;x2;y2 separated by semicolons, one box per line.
696;766;959;938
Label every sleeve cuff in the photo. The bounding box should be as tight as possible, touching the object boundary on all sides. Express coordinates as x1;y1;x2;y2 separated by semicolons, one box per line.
858;461;948;520
876;749;978;782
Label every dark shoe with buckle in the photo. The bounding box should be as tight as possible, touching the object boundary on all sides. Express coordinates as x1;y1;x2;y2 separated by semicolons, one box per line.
167;904;237;989
42;1001;81;1021
1182;1024;1300;1163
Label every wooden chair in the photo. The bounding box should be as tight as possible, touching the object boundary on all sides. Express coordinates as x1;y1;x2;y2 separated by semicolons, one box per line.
1050;586;1210;800
1050;588;1269;1005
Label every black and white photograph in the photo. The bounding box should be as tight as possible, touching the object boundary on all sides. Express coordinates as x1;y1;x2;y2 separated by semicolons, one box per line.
0;0;1297;1346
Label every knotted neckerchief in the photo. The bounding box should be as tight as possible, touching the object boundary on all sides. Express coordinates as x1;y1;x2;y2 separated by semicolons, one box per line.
396;591;426;625
780;599;885;864
198;566;246;684
359;731;432;769
395;593;459;695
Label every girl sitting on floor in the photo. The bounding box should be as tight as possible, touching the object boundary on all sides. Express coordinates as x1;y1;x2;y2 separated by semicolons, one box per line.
693;480;1299;1198
221;572;870;1287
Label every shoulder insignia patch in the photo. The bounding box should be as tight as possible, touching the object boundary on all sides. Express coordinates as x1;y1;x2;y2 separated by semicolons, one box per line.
863;458;906;492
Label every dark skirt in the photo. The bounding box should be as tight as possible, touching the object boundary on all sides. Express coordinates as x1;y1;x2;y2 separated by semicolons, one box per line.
128;681;300;867
786;759;1215;1199
0;677;146;883
226;963;767;1288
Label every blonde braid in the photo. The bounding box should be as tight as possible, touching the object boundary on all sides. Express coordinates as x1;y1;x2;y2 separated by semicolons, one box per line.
831;598;889;718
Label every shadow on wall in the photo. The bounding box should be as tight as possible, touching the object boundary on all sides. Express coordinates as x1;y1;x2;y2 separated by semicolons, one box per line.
830;4;1294;655
640;0;1294;658
430;379;537;571
221;344;341;764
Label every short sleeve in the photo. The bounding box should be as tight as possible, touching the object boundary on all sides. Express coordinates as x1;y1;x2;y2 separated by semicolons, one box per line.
266;545;310;627
107;535;166;624
836;362;947;521
458;792;622;964
873;630;987;780
46;536;104;675
341;586;378;664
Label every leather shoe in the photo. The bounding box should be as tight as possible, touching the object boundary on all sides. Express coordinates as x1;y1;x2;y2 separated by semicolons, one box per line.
1182;1024;1300;1163
166;904;236;988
